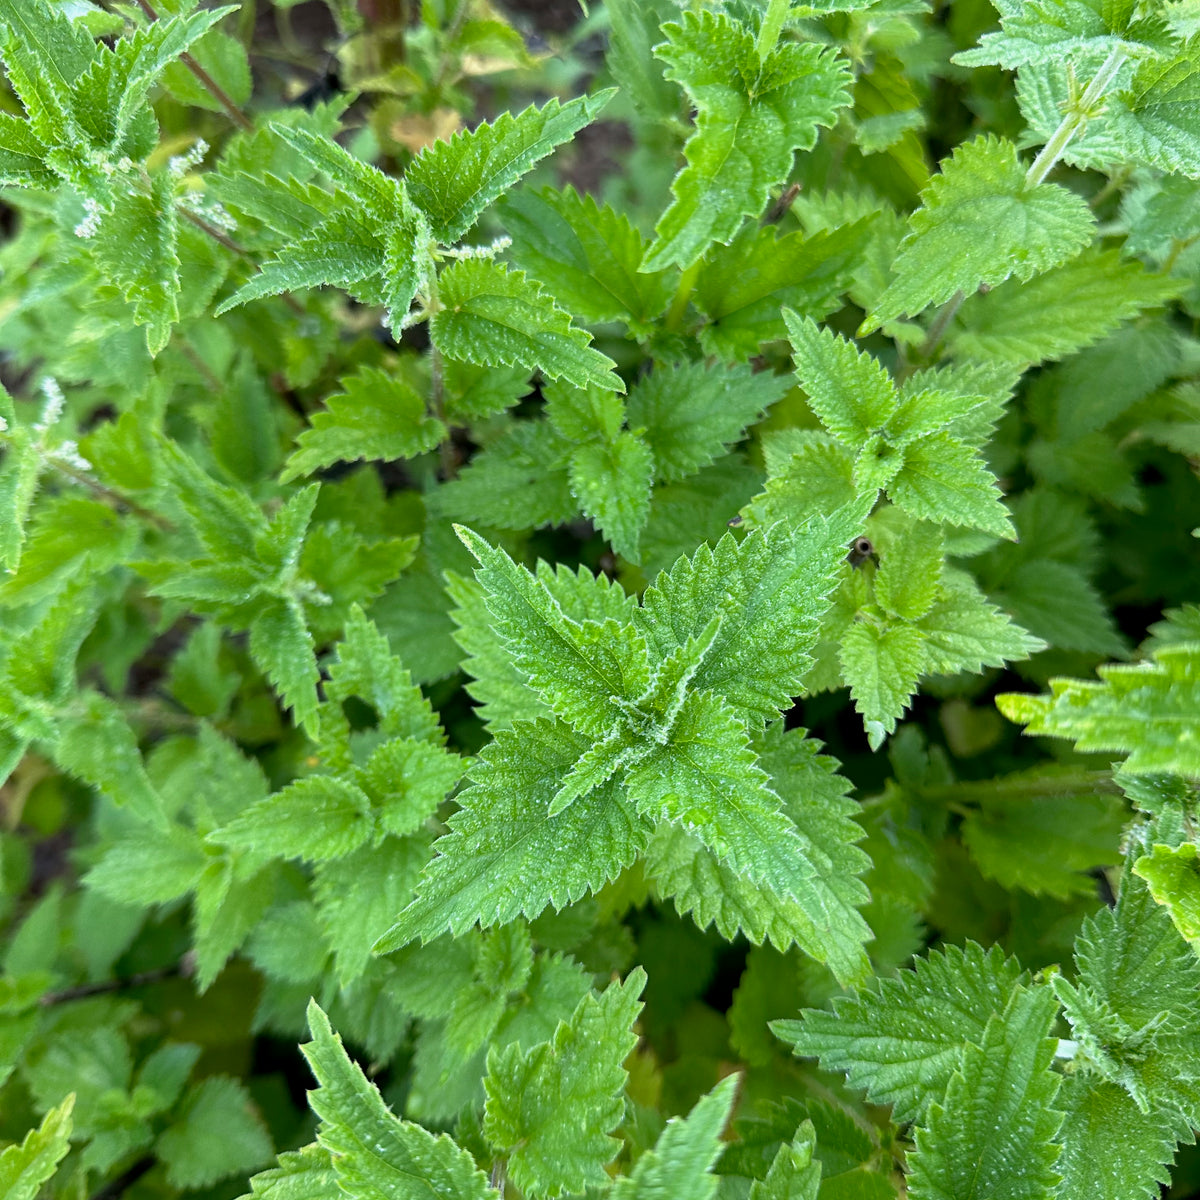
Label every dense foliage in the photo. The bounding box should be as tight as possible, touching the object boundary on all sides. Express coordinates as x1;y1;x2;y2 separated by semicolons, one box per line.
2;0;1200;1198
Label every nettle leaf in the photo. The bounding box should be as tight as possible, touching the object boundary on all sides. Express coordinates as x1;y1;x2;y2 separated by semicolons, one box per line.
694;221;868;360
431;260;623;392
774;942;1026;1123
953;0;1156;69
998;640;1200;776
1092;40;1200;178
624;690;821;912
949;247;1180;366
302;1002;494;1200
649;725;872;985
157;1076;273;1190
375;719;655;950
610;1074;738;1200
626;360;788;483
89;171;182;355
405;92;614;244
839;621;927;750
1055;1074;1178;1200
248;597;321;735
864;135;1094;331
498;186;673;328
568;430;654;562
635;501;871;723
483;969;644;1198
642;10;851;271
217;126;430;327
961;774;1125;900
1055;868;1200;1134
784;314;1014;536
906;987;1063;1200
282;365;445;483
785;313;895;445
888;431;1013;539
1134;842;1200;954
433;422;577;532
0;1095;73;1200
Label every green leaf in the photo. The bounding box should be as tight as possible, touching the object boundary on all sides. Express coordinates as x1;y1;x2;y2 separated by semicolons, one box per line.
282;366;445;483
889;432;1014;538
997;641;1200;776
483;969;645;1198
643;11;851;270
431;260;623;393
610;1074;739;1200
433;421;577;531
749;1128;821;1200
85;825;208;906
774;942;1025;1123
1134;842;1200;953
949;248;1180;366
1056;868;1200;1130
406;92;614;244
212;775;372;865
1099;42;1200;178
626;361;788;484
694;222;868;360
1055;1074;1178;1200
54;692;166;829
0;1095;74;1200
248;597;320;736
963;780;1125;899
90;172;181;354
498;186;672;327
636;503;871;723
0;112;54;188
651;725;871;985
874;519;942;621
953;0;1132;69
157;1076;272;1190
917;574;1045;675
375;719;654;950
569;431;654;562
456;524;649;738
243;1144;339;1200
301;1001;494;1200
864;135;1094;331
785;313;896;446
905;987;1062;1200
627;690;816;901
839;621;927;750
988;559;1126;657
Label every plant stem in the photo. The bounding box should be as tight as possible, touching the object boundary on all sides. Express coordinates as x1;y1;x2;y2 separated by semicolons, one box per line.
1024;48;1124;188
40;955;194;1006
665;261;701;333
48;455;174;531
914;288;965;364
132;0;254;131
755;0;791;61
178;208;307;316
922;769;1119;807
88;1157;156;1200
430;345;456;481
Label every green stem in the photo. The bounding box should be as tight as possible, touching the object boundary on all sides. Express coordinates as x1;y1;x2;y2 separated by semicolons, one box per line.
665;261;701;333
922;769;1119;807
913;288;965;366
755;0;791;61
131;0;253;131
48;456;174;531
1024;48;1124;188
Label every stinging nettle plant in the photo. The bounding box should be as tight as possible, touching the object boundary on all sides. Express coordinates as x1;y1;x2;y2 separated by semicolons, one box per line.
1;0;1200;1199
